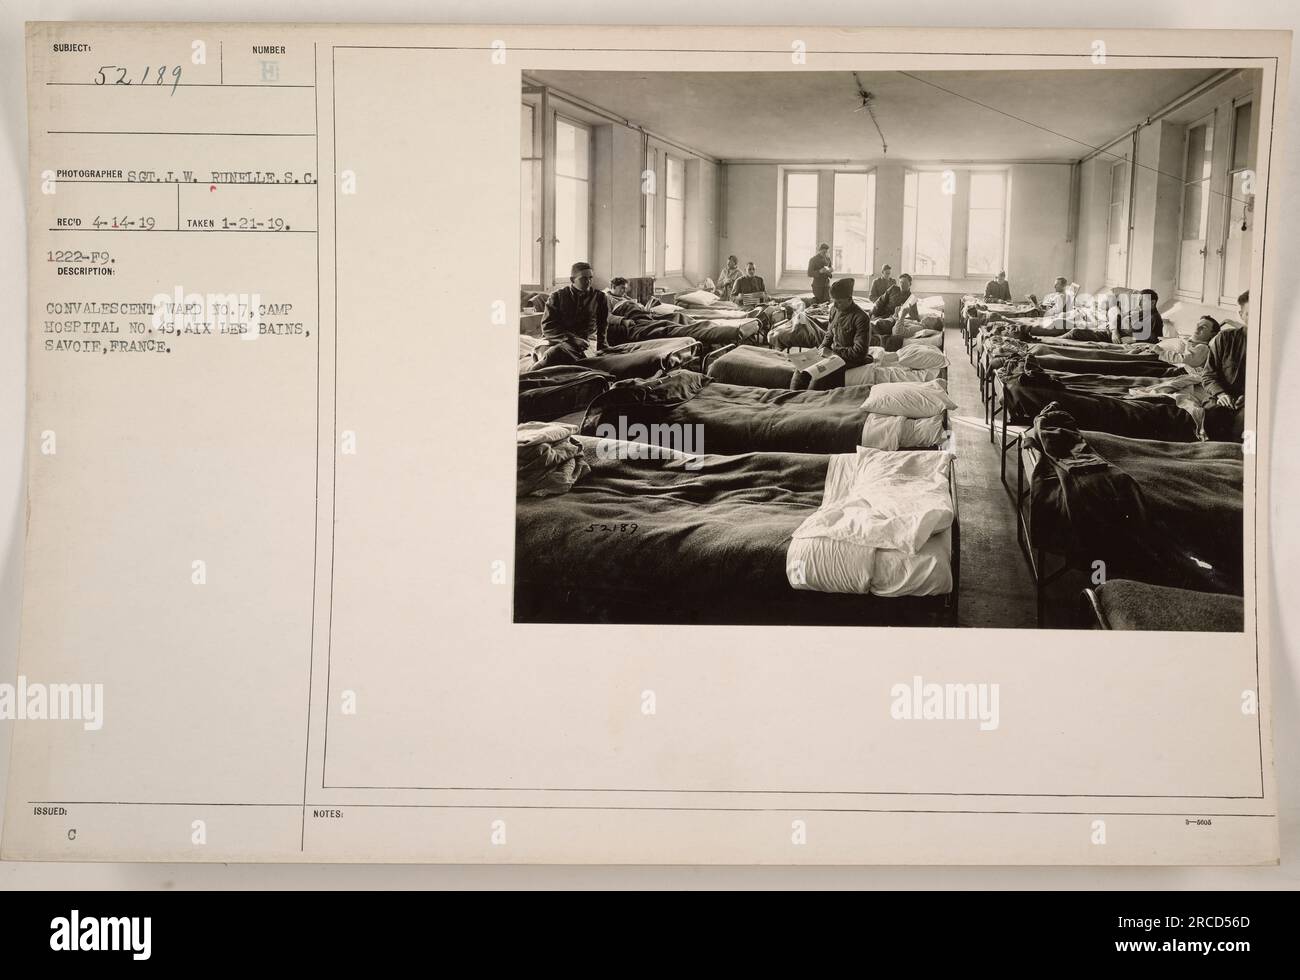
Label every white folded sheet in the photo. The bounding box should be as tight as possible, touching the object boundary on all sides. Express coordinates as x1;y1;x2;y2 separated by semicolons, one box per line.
859;413;947;450
786;449;954;595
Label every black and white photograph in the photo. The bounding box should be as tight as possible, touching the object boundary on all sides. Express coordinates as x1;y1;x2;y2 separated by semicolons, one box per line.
2;13;1293;885
514;68;1259;630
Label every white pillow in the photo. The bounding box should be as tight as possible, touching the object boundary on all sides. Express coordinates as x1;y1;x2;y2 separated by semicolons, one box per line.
676;289;718;308
860;380;956;419
896;345;948;370
915;295;946;314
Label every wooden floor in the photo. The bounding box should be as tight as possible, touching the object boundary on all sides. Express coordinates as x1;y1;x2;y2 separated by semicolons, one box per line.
944;326;1039;628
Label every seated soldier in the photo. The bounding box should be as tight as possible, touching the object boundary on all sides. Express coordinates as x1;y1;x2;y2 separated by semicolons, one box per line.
984;270;1012;302
534;261;609;368
870;272;913;339
1202;291;1249;442
1112;288;1164;343
819;277;874;368
730;261;770;304
868;264;896;302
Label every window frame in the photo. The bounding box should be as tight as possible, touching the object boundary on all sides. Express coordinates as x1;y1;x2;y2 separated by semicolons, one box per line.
1218;97;1254;307
643;145;658;277
964;170;1009;279
1104;156;1130;288
551;113;593;288
663;154;686;278
781;170;822;276
902;167;955;279
830;169;876;279
1174;111;1217;301
519;97;543;290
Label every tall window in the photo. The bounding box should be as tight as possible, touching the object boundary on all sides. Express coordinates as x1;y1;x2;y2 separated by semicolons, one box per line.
966;172;1007;277
1176;118;1214;299
520;102;541;286
1106;159;1128;287
643;147;657;276
664;156;685;276
783;172;819;272
1221;100;1254;303
832;172;875;277
902;171;953;277
554;116;590;281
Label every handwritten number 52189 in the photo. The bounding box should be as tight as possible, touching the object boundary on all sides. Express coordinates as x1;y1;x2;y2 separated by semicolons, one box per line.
94;65;183;95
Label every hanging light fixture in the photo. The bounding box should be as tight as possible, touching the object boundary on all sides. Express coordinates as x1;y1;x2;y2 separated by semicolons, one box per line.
852;72;888;156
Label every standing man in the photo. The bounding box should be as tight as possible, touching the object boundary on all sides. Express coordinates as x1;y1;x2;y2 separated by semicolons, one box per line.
716;255;742;299
819;277;874;368
807;243;833;304
868;264;896;302
1202;290;1249;442
984;271;1012;302
535;261;609;368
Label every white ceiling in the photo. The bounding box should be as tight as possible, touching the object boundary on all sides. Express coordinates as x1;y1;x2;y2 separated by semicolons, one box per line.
526;69;1221;162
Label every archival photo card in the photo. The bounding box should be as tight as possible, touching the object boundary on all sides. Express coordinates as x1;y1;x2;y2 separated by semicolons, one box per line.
3;22;1286;865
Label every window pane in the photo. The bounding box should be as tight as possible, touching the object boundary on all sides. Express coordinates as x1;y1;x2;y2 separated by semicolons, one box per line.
903;171;917;208
970;173;1005;209
555;178;576;274
519;102;540;285
664;157;685;273
912;171;952;277
1232;102;1253;170
785;208;817;271
1110;162;1127;203
556;118;589;179
1181;179;1209;240
555;177;588;275
521;103;534;157
1222;170;1250;300
1185;124;1212;182
644;188;656;276
902;205;916;272
786;172;818;207
967;209;1004;277
665;197;684;273
666;157;684;198
555;118;590;280
644;151;657;275
555;120;575;176
832;172;872;276
520;160;540;284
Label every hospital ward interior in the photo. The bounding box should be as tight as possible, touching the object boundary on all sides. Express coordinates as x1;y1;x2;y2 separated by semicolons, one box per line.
514;69;1258;631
